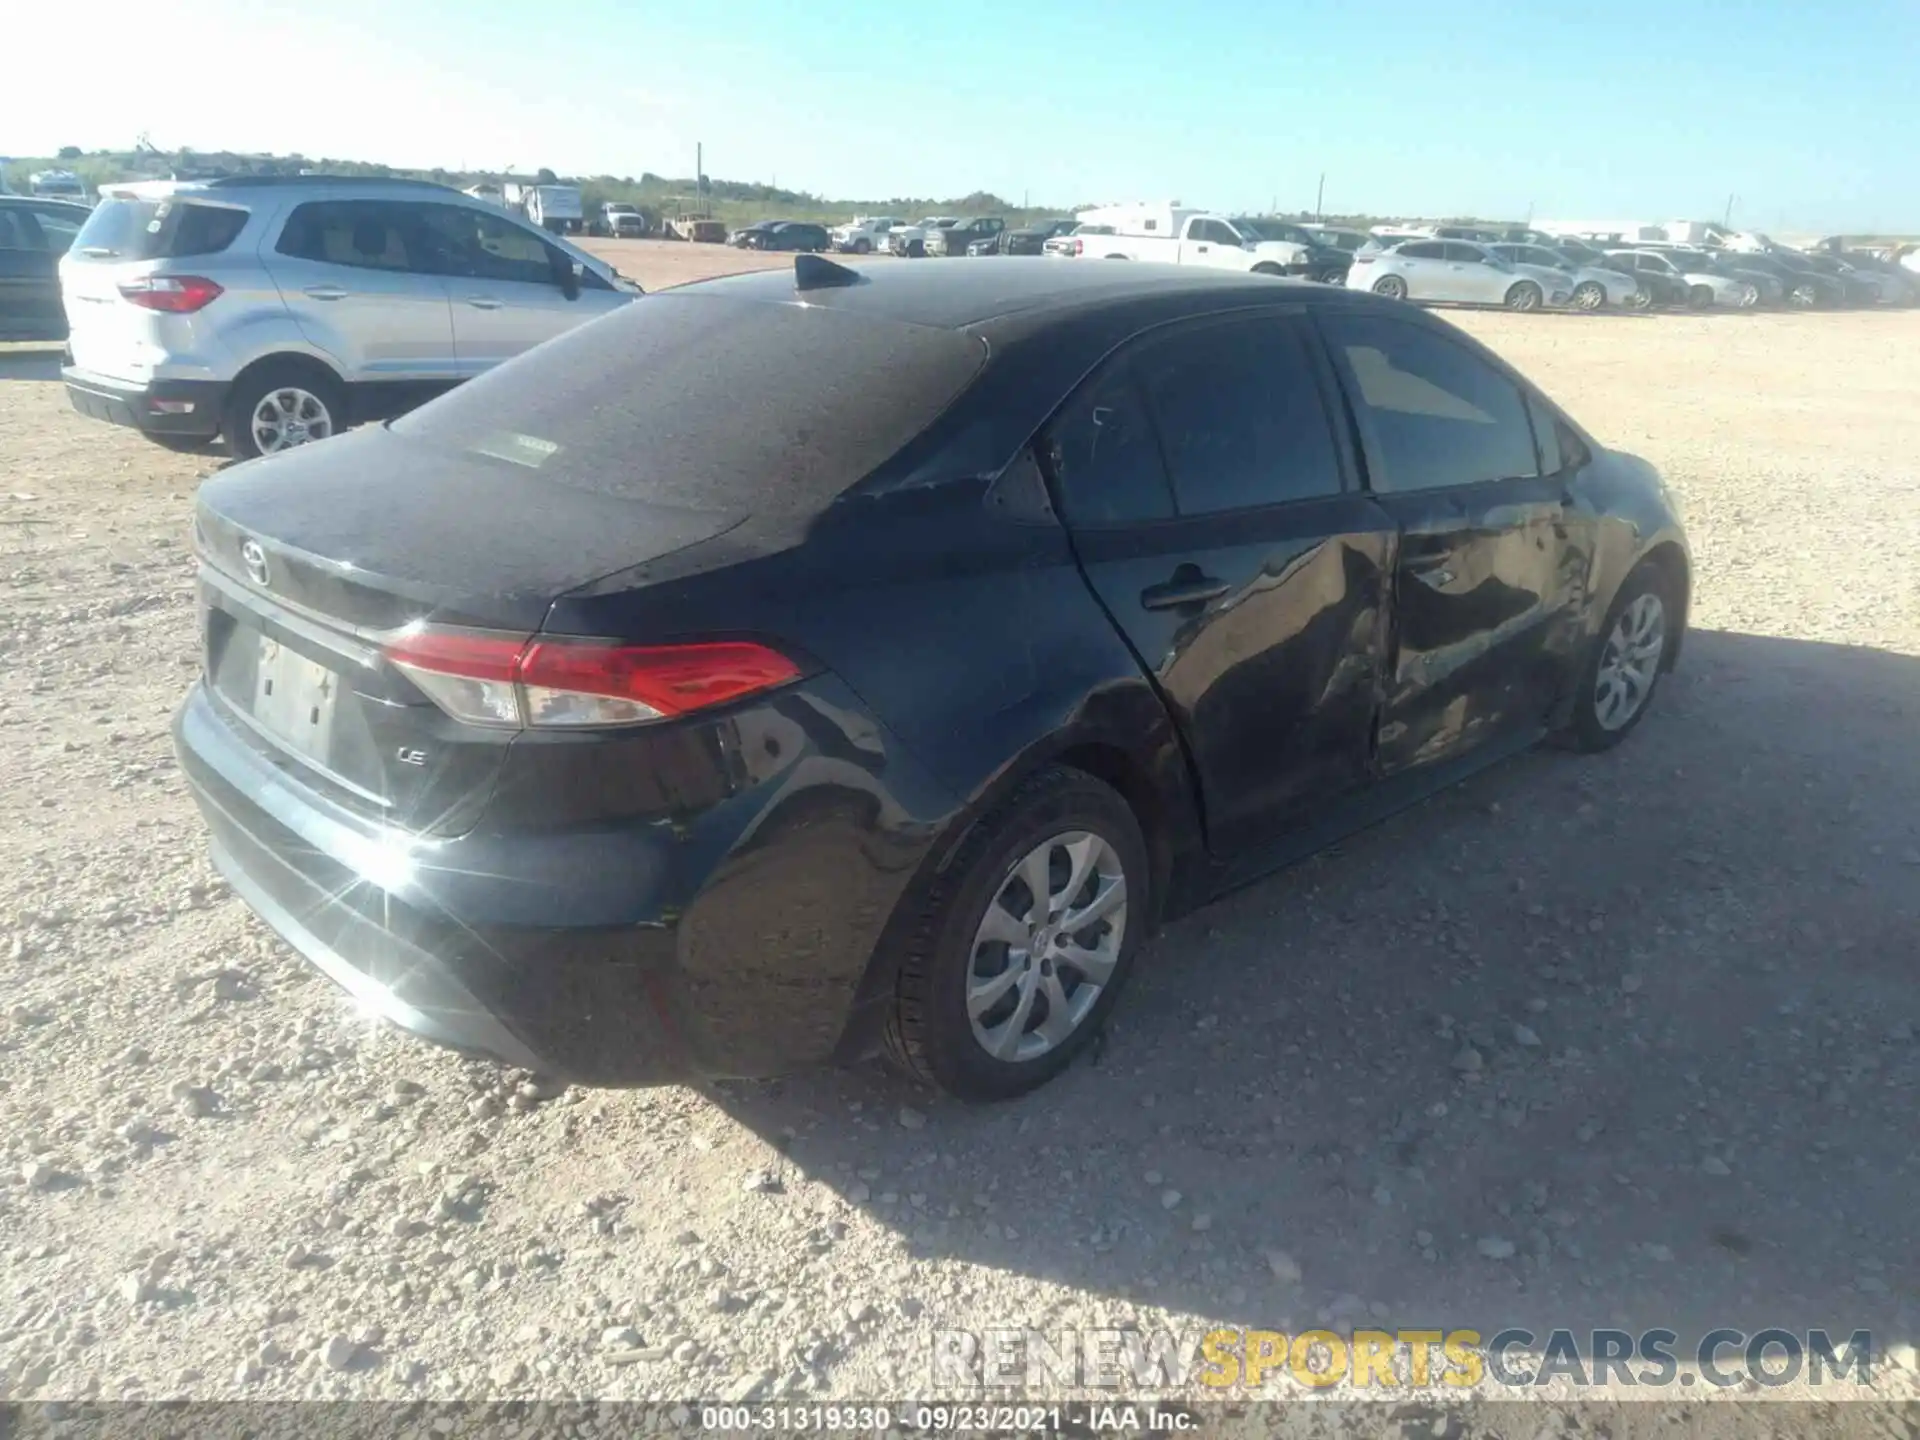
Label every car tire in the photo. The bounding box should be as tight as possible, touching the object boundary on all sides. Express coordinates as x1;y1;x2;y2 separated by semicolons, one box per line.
1561;562;1674;753
1623;287;1652;311
1251;262;1285;277
853;238;871;254
1504;280;1543;312
1572;280;1607;311
1688;284;1716;310
1371;274;1408;300
882;766;1149;1102
1788;283;1819;308
223;362;345;461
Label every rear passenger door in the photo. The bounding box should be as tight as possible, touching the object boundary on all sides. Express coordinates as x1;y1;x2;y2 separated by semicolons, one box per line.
1443;242;1508;303
1313;309;1585;776
1042;310;1397;855
264;199;459;381
1390;241;1448;298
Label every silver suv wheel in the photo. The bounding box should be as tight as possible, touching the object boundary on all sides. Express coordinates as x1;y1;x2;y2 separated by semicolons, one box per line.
251;387;334;454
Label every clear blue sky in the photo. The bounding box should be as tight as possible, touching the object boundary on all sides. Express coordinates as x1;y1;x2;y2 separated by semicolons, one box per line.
5;0;1917;231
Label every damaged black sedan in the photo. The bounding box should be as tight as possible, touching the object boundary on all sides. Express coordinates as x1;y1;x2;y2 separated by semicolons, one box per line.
176;255;1689;1101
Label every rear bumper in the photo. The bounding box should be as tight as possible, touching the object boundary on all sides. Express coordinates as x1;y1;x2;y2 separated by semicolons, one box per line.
173;677;956;1085
63;366;227;439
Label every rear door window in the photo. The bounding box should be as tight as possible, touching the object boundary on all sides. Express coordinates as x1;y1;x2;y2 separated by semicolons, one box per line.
276;200;427;273
71;197;250;262
1133;316;1344;515
1398;242;1444;260
0;210;35;251
29;206;84;252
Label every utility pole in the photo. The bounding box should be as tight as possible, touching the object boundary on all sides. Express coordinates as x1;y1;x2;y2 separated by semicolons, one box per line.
1315;172;1325;222
697;142;704;216
1724;192;1736;228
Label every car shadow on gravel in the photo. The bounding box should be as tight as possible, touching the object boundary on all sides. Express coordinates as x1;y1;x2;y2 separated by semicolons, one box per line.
708;628;1920;1354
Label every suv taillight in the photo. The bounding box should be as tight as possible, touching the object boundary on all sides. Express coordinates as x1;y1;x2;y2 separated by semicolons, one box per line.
384;628;803;729
118;276;224;313
1071;238;1084;256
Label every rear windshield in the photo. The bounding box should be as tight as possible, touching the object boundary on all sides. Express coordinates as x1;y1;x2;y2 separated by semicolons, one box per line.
71;197;250;262
391;292;986;514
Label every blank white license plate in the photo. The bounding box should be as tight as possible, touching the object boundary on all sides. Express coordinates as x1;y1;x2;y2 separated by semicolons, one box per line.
252;636;338;762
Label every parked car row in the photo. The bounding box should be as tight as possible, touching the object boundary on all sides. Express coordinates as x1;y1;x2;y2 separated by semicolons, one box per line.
1342;223;1920;313
728;207;1920;313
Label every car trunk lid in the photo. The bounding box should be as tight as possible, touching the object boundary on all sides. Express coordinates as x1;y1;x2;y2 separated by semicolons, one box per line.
192;425;744;835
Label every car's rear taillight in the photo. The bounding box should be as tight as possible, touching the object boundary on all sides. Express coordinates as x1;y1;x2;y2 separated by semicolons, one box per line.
1071;238;1084;256
118;275;225;313
383;628;803;729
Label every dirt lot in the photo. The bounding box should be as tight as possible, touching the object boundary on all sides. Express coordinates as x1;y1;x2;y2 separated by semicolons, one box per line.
3;256;1919;1429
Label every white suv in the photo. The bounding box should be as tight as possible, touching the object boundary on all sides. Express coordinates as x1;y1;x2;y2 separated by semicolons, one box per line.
60;175;641;458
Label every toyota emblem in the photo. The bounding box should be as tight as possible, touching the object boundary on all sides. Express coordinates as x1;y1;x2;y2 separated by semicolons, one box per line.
240;539;270;587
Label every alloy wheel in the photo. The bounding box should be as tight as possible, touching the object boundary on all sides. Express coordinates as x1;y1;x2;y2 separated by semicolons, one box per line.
1593;593;1667;731
1372;275;1407;300
1573;281;1606;311
251;387;334;454
1507;283;1541;312
966;831;1127;1063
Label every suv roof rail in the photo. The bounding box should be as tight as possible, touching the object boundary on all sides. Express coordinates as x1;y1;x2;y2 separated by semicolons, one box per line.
200;173;462;191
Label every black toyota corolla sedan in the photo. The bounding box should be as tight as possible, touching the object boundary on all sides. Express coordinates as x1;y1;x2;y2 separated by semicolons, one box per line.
176;256;1690;1101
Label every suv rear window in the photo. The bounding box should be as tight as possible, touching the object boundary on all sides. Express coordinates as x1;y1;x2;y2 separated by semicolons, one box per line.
391;292;987;515
71;197;249;262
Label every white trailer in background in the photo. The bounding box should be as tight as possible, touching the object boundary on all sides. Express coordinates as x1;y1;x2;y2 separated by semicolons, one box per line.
1536;218;1777;252
497;182;584;234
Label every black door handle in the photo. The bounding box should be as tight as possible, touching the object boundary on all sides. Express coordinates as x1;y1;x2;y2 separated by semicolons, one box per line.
1141;573;1231;610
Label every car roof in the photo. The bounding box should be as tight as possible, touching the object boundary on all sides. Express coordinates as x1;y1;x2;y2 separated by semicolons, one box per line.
0;195;90;211
679;255;1354;330
97;174;468;201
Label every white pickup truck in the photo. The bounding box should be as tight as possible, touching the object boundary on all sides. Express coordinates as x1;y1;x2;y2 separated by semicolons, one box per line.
1066;204;1314;275
829;216;906;254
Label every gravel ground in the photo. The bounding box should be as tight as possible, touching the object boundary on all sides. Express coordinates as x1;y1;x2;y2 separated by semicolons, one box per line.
3;278;1919;1431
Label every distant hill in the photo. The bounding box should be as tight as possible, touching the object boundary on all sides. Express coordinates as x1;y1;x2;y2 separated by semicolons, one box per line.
1;147;1542;237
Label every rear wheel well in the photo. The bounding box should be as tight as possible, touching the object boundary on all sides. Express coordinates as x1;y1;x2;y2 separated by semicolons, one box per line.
1637;541;1690;669
1052;742;1172;930
1251;262;1284;276
230;352;346;408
